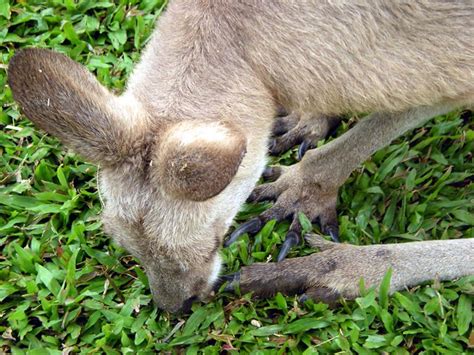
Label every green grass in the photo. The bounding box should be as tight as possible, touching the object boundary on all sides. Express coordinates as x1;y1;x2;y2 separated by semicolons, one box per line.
0;1;473;353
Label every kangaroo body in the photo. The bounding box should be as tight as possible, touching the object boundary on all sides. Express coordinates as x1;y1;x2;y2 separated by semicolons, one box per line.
8;0;474;312
132;1;472;116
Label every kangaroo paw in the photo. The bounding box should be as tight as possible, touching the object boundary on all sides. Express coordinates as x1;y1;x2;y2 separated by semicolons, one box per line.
270;112;340;160
225;163;341;259
231;242;367;302
229;242;359;301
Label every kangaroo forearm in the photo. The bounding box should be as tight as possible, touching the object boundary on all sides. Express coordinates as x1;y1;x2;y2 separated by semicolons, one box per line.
239;238;474;300
301;103;458;185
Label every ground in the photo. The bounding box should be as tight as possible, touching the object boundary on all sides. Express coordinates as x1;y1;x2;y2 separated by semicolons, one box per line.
0;0;473;353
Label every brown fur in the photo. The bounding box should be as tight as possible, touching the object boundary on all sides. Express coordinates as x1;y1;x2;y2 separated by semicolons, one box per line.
154;121;247;201
8;48;151;167
8;0;474;312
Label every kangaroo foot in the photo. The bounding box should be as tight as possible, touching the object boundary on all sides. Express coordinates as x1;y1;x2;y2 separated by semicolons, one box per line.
222;236;474;304
224;160;340;261
269;112;340;160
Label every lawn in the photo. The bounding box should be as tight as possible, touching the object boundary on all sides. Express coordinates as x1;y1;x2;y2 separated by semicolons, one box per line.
0;0;473;353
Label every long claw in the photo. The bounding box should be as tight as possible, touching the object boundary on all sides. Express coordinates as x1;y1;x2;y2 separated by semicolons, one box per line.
320;205;340;242
213;273;237;292
324;225;339;242
262;166;282;181
224;218;262;247
329;230;339;242
297;139;312;160
268;138;276;152
262;166;273;177
223;272;240;292
261;166;275;180
277;231;300;262
299;293;309;303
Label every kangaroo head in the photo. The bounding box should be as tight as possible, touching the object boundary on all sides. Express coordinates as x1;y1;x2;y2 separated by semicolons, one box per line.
8;48;263;312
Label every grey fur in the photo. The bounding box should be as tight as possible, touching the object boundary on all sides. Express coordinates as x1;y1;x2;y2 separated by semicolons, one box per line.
8;0;474;312
238;236;474;302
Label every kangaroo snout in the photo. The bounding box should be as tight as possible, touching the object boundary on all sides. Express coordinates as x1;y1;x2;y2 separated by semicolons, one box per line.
144;251;222;313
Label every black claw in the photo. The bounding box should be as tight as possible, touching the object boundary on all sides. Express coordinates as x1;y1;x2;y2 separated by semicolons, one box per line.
299;293;309;303
213;273;234;292
324;225;339;242
248;185;279;203
329;230;339;242
262;166;274;180
277;231;300;262
297;139;312;161
224;218;262;247
246;190;257;203
268;138;276;152
220;272;241;292
262;166;281;181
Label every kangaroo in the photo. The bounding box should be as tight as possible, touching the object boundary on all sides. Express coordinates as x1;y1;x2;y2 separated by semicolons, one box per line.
8;0;474;312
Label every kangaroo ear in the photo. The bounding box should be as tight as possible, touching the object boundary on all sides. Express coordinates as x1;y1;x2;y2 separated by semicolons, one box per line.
8;48;137;166
154;121;247;201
